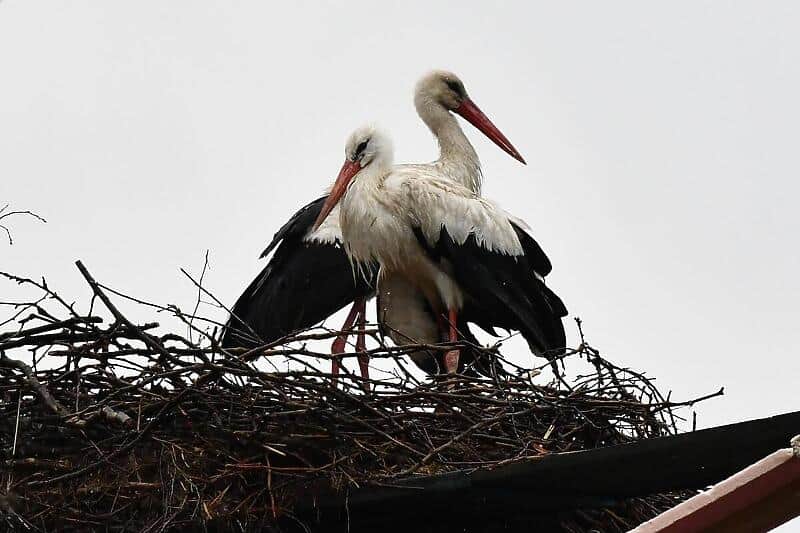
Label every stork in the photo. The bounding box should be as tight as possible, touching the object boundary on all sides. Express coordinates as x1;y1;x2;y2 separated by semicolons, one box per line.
315;126;567;375
221;71;532;380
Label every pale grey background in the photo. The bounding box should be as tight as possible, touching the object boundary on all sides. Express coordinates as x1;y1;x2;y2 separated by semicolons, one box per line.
2;0;798;453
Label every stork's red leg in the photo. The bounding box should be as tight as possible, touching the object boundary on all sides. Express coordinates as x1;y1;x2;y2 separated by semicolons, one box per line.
331;299;363;386
354;299;370;390
443;308;460;374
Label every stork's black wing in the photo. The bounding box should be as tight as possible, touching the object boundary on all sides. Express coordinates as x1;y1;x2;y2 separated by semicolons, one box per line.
414;223;567;359
221;196;376;348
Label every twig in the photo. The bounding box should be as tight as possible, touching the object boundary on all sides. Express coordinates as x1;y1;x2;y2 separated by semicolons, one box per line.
0;350;68;416
0;205;47;245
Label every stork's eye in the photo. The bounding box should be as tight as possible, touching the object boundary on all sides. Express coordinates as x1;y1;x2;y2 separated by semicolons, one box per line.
355;139;369;157
445;80;465;97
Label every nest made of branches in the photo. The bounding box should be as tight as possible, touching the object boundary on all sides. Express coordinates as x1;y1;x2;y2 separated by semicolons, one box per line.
0;261;720;532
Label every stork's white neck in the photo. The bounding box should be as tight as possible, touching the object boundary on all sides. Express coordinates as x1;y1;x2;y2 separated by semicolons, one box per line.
415;96;482;194
339;161;396;272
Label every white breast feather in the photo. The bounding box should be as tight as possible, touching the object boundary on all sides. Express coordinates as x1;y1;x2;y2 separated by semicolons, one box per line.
387;171;523;256
304;203;343;246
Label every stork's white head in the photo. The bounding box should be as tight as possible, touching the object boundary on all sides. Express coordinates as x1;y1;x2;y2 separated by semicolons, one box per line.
313;125;393;230
415;70;470;112
414;70;526;164
343;124;393;171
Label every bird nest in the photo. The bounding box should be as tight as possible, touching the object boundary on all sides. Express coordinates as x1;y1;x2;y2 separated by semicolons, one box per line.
0;262;720;532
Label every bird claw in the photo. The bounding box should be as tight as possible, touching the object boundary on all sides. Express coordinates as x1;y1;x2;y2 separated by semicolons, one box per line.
444;349;460;374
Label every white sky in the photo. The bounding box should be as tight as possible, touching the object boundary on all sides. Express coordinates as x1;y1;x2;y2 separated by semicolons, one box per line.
2;1;799;442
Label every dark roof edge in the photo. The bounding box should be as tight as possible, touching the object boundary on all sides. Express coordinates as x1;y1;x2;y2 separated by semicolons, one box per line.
298;410;800;512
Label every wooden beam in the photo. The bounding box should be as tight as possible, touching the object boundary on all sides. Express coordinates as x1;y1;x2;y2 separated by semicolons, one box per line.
632;446;800;532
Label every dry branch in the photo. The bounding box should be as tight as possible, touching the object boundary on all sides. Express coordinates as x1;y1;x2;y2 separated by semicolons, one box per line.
0;204;46;245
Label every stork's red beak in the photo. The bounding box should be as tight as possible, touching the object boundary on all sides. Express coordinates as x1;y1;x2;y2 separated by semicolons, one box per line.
313;159;362;230
455;98;526;164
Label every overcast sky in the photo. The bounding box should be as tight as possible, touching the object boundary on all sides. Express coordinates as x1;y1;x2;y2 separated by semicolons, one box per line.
2;1;799;438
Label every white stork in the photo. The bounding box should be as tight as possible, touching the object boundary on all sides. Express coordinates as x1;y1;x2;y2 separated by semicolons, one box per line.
314;126;567;374
221;71;535;379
